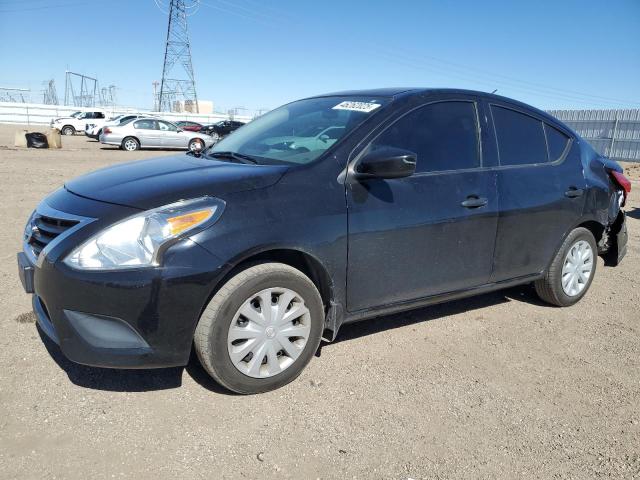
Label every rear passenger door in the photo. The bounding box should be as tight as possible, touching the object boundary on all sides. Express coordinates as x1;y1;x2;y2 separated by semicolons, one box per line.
485;101;585;282
346;97;499;312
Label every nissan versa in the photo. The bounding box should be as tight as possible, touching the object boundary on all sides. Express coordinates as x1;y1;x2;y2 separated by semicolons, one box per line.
18;89;630;394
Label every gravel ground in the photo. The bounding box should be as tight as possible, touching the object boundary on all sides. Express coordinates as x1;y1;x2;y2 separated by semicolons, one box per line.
0;125;639;479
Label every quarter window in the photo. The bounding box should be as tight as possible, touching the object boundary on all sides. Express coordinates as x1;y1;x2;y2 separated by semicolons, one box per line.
491;105;547;166
544;123;570;161
369;101;480;173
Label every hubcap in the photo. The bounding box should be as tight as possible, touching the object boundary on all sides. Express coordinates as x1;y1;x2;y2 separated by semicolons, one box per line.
227;287;311;378
561;240;593;297
124;140;137;151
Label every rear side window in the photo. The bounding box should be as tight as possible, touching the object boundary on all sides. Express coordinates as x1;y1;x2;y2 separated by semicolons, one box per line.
544;123;570;161
134;119;157;130
491;105;547;166
370;101;480;173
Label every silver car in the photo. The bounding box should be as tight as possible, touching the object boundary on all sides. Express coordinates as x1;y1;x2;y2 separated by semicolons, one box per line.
99;117;215;151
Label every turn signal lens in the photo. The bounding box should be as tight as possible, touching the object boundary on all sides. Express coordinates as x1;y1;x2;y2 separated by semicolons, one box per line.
167;209;213;235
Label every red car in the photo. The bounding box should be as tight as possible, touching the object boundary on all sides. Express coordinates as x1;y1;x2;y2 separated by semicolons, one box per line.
175;120;203;132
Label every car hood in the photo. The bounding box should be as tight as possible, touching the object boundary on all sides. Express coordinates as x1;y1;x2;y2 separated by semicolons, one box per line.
65;154;289;210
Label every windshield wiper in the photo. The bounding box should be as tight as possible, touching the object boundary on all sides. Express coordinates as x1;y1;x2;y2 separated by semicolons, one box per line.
206;151;258;164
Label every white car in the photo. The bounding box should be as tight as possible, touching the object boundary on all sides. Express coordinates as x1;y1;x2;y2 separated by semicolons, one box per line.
51;110;107;136
85;114;149;140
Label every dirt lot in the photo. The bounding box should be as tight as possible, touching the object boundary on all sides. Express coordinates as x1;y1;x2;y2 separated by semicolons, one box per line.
0;124;639;479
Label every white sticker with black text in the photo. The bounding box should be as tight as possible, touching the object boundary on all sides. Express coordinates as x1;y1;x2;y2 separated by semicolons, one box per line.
332;101;381;113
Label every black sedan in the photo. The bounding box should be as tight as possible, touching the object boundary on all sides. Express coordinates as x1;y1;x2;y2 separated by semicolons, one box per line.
18;88;629;394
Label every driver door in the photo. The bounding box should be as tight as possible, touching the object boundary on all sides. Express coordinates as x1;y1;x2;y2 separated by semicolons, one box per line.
346;98;498;312
158;120;184;148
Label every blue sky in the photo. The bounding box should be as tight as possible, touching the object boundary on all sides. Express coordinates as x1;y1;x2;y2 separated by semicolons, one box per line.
0;0;638;114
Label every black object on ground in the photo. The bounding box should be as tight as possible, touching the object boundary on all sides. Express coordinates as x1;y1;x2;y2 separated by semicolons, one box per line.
25;132;49;149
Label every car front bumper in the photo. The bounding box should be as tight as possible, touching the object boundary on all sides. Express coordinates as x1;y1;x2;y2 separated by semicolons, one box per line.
17;194;228;369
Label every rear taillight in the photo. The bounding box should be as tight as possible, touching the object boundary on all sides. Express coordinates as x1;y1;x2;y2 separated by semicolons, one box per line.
103;127;111;134
609;170;631;205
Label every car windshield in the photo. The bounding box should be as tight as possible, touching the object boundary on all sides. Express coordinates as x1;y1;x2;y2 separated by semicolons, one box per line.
206;96;389;165
70;112;81;118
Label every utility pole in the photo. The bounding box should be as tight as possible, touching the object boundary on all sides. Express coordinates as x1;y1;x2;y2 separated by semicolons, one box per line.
157;0;199;113
152;81;160;111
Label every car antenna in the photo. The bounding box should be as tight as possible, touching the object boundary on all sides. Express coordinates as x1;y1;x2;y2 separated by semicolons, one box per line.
491;89;498;94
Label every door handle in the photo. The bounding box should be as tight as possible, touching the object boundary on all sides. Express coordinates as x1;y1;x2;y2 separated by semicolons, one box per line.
565;188;584;198
461;195;488;208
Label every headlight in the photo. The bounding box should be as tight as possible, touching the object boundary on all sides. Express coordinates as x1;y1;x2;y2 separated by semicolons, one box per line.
64;197;225;270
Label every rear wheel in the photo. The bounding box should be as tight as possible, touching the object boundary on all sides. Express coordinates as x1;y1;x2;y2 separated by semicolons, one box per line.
121;137;140;151
535;227;597;306
61;125;75;136
194;263;324;394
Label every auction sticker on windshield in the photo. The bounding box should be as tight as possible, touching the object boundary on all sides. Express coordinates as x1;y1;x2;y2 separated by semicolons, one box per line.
332;101;382;113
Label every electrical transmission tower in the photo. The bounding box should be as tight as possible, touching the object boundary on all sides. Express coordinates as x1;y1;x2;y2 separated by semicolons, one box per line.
64;71;99;107
100;85;117;107
42;80;59;105
0;87;30;103
157;0;199;113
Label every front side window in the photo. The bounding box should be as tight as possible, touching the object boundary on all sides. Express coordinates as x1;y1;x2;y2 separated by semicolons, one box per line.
158;121;178;132
368;101;480;173
208;96;389;165
134;119;157;130
491;105;547;166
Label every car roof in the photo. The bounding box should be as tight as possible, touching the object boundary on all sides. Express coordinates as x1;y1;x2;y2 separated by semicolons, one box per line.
307;87;561;126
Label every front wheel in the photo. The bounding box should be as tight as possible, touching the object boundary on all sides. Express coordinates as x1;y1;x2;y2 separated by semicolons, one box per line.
535;227;597;306
121;136;140;151
61;126;75;136
194;263;324;394
188;138;204;152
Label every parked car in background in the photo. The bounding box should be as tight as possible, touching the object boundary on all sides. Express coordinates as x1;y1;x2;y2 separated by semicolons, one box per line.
99;117;215;151
175;120;203;132
201;119;245;139
51;111;107;136
18;89;629;394
85;114;149;140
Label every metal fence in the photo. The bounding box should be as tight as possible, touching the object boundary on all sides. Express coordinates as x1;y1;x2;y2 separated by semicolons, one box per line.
0;102;252;127
548;109;640;163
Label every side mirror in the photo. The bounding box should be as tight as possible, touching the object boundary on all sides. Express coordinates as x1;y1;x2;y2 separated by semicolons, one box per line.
353;147;417;180
176;128;183;133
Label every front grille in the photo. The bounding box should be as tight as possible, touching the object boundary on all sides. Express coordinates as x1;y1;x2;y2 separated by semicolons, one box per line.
26;213;79;258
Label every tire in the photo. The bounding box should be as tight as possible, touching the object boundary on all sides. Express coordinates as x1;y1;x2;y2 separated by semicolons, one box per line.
194;263;324;394
61;125;75;136
188;138;204;152
121;136;140;151
535;227;597;307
